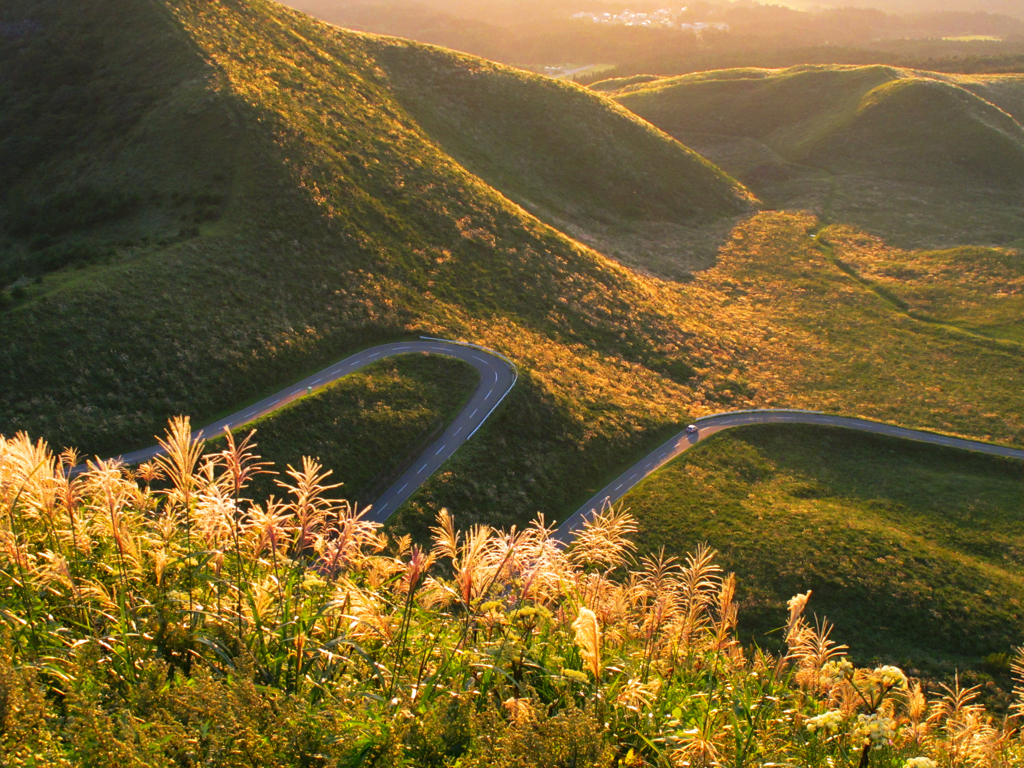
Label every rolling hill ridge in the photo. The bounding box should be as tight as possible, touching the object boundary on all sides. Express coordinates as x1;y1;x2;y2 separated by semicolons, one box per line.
609;65;1024;248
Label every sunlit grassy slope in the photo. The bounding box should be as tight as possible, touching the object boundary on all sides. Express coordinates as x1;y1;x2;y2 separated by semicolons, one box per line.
3;1;1024;541
622;423;1024;682
407;210;1024;530
609;65;1024;249
0;0;761;528
819;227;1024;344
371;39;755;275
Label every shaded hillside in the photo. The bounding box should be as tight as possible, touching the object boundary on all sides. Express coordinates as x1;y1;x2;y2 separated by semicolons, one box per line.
611;65;1024;248
0;0;240;287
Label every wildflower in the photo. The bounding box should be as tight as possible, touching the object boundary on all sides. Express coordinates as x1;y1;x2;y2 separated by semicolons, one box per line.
302;572;326;590
788;591;812;616
785;589;813;648
276;457;342;553
507;606;538;621
854;711;897;748
820;658;854;687
562;669;590;684
502;697;534;725
805;709;844;733
616;677;660;710
402;544;431;593
904;759;937;768
568;501;637;569
871;665;907;689
195;489;236;548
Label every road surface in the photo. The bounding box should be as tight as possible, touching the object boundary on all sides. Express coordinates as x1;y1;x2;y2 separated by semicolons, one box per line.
82;338;517;522
86;342;1024;537
553;409;1024;541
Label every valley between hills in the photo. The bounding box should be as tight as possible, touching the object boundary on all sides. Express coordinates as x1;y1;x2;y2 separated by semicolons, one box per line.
3;0;1024;763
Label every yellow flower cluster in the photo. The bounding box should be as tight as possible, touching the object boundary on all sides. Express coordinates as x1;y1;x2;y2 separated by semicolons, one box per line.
805;709;844;733
819;658;854;687
872;665;908;689
855;712;897;749
904;758;938;768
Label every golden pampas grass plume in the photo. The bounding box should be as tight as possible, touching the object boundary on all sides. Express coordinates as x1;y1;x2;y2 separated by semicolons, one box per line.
572;606;602;681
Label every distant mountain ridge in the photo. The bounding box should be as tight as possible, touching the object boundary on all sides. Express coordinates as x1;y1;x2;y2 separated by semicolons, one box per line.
784;0;1024;22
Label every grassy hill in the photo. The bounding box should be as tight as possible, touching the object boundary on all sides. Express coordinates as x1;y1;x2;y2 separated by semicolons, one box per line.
3;0;1024;537
609;65;1024;249
622;423;1024;687
0;0;767;533
4;0;1024;690
371;38;754;275
404;210;1024;535
210;354;479;506
0;0;239;288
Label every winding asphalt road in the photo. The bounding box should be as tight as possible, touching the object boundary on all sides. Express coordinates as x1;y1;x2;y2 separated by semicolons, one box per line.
93;341;1024;537
553;409;1024;541
88;338;517;522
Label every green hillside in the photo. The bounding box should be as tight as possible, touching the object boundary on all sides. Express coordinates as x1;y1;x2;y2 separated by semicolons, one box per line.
371;38;754;275
0;0;762;527
820;227;1024;343
4;0;1024;540
210;354;479;506
623;423;1024;678
610;65;1024;248
0;0;240;287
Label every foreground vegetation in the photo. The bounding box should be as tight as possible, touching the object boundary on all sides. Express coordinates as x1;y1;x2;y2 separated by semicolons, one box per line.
4;422;1024;766
622;424;1024;684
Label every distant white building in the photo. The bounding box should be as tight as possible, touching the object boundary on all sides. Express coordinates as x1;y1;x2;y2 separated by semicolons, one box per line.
570;7;728;32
